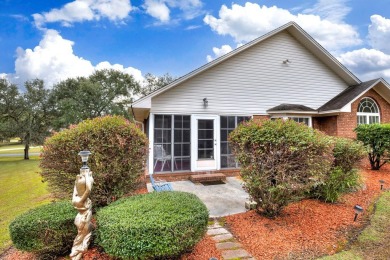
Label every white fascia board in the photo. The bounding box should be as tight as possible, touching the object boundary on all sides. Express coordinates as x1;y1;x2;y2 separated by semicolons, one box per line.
267;110;318;115
318;109;342;114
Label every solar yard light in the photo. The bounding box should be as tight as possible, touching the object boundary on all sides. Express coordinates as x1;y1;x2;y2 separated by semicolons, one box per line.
71;150;94;259
379;180;385;190
78;150;91;169
353;205;363;222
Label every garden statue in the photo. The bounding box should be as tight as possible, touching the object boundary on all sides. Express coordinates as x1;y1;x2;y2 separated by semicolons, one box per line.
70;151;93;260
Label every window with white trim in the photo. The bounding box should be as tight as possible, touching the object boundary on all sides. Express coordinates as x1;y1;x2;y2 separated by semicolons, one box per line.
357;97;380;125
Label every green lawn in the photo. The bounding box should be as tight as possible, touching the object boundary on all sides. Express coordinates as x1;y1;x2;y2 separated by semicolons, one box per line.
320;190;390;259
0;156;51;253
0;144;42;155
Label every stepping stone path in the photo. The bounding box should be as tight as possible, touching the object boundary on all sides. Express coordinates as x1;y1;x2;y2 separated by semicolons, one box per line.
207;219;255;260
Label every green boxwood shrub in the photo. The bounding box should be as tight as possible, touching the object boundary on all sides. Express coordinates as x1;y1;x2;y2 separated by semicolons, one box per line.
40;115;148;207
229;119;333;217
9;201;76;258
312;137;366;202
96;191;208;259
355;123;390;170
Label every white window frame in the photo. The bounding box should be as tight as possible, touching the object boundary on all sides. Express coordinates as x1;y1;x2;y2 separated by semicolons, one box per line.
357;97;380;125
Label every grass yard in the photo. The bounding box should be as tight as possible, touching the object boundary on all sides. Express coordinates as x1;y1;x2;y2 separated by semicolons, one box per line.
321;190;390;260
0;156;51;253
0;144;42;155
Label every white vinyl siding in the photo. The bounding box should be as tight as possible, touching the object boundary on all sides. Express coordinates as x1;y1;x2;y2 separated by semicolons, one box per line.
151;31;349;115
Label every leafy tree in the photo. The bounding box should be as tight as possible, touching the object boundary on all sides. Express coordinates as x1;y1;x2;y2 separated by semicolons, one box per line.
355;124;390;170
0;79;23;141
140;73;176;96
50;69;141;129
20;79;53;159
1;78;53;159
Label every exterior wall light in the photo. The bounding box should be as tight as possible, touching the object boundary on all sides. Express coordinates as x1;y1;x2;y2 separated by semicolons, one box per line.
203;98;208;108
282;59;290;64
78;150;91;169
353;205;363;221
379;180;385;190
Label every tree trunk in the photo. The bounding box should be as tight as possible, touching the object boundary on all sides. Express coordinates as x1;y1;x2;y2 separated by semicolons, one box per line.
24;143;29;160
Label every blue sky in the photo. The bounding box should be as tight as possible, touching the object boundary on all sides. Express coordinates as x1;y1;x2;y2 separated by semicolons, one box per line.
1;0;390;88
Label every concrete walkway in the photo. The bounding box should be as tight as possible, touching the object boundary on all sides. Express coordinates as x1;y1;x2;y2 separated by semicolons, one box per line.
0;152;40;157
208;219;255;259
147;177;249;217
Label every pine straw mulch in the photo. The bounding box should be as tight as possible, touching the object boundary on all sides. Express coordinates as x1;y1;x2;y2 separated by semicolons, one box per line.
225;164;390;259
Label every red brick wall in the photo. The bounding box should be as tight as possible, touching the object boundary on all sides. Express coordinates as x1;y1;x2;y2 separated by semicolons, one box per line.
337;89;390;138
253;115;270;121
313;116;338;136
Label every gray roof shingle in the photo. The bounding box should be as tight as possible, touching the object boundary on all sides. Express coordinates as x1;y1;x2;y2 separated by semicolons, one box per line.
267;103;316;112
318;79;379;112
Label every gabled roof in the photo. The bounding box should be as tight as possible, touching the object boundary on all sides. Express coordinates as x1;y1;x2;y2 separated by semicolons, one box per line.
318;78;384;112
132;21;361;108
267;104;316;113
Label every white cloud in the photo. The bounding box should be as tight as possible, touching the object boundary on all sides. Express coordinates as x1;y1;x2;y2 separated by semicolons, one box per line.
338;48;390;81
33;0;132;28
303;0;351;23
144;0;170;22
143;0;203;23
6;30;143;87
95;61;144;82
203;2;361;52
368;15;390;54
206;44;233;62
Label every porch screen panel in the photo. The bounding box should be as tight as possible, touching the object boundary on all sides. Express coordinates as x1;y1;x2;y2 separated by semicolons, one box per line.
154;115;172;172
220;116;251;168
174;115;191;171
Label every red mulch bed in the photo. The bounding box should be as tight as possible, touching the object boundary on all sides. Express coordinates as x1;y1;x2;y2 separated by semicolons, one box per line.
181;235;222;260
3;166;390;260
225;164;390;259
2;235;220;260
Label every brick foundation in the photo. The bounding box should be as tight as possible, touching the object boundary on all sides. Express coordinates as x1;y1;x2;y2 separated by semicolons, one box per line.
312;116;338;136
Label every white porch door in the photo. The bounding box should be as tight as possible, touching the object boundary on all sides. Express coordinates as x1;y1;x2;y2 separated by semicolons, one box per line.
191;115;219;171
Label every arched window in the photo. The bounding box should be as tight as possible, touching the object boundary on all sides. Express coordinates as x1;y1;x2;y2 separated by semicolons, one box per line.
357;97;380;125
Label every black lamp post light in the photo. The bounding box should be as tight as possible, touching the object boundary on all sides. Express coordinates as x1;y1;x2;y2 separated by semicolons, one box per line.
379;180;385;190
78;150;91;169
353;205;363;222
